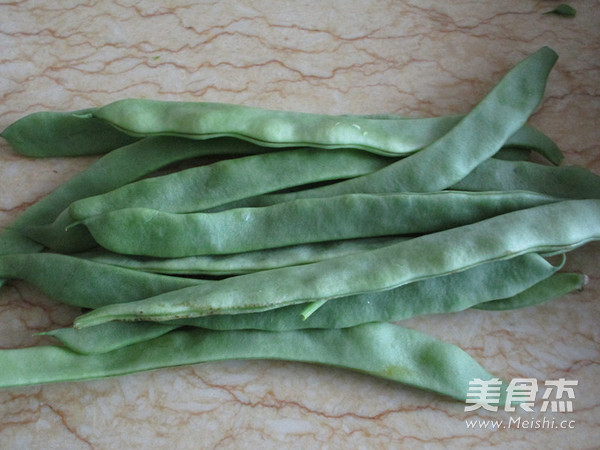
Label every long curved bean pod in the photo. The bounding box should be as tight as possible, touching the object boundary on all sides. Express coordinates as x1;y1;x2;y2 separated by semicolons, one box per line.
91;49;555;159
0;253;207;309
221;156;600;211
7;137;228;229
496;124;562;164
91;102;461;155
74;199;600;328
451;158;600;199
2;137;240;255
473;272;586;311
176;256;565;329
68;148;391;221
5;137;274;254
68;141;562;223
79;191;560;257
0;108;139;157
76;236;409;276
213;47;559;210
350;112;563;165
48;253;560;354
0;322;508;404
1;103;563;164
316;46;556;194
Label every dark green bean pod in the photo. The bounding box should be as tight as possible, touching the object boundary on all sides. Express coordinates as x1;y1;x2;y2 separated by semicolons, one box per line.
493;148;532;162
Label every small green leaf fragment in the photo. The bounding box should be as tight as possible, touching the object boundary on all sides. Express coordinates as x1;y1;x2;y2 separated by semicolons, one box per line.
544;4;576;17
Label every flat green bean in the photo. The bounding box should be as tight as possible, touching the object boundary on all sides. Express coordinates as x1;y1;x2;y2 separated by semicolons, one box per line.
7;137;272;254
92;102;464;155
73;199;600;328
78;191;559;257
493;148;532;162
76;236;409;276
301;113;563;164
496;124;562;164
225;156;600;211
0;322;508;404
177;256;565;329
1;106;563;164
68;148;391;221
0;108;139;157
214;47;559;210
47;253;560;354
1;138;212;273
473;272;586;311
0;253;206;309
90;49;556;161
451;158;600;199
43;322;179;355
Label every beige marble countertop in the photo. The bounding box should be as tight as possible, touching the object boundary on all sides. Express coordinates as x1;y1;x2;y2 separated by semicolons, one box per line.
1;1;599;448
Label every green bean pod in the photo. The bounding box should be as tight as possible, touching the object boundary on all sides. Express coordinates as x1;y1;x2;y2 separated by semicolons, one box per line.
0;253;207;309
222;156;600;211
76;236;408;276
493;148;532;162
68;148;391;221
0;108;139;157
451;158;600;199
47;253;560;354
2;137;277;255
73;199;600;328
1;102;563;164
91;101;464;155
90;49;556;159
42;322;179;355
0;322;508;404
78;191;560;257
87;102;453;156
68;134;563;223
473;272;586;311
214;47;559;210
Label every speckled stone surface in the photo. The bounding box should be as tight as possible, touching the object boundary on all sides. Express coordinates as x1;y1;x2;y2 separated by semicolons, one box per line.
1;1;599;448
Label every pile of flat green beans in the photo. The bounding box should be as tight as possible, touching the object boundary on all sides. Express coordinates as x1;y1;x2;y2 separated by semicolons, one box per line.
1;46;598;405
